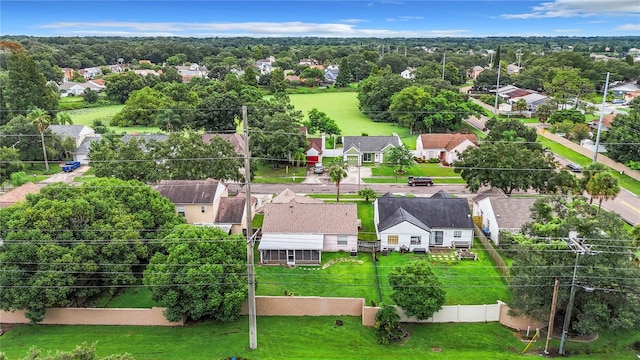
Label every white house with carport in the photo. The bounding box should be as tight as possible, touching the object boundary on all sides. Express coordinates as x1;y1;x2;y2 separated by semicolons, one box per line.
258;201;358;266
374;192;474;253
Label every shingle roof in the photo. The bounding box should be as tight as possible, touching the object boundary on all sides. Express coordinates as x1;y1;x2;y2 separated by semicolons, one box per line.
48;125;92;139
201;133;245;154
76;135;102;154
419;133;477;151
307;138;322;153
0;182;41;208
271;188;323;204
215;196;249;224
430;190;451;199
491;197;537;230
378;207;430;232
343;135;401;152
154;179;223;204
262;202;358;235
376;193;474;231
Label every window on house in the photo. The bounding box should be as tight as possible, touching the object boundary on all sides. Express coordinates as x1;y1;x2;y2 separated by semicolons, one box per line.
454;231;462;238
428;151;434;158
201;205;206;213
177;206;185;217
363;153;373;162
337;235;348;246
410;236;421;245
388;235;399;245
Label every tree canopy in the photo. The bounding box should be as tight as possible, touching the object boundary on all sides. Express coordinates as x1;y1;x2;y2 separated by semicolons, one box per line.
0;178;184;323
389;261;445;320
143;225;248;322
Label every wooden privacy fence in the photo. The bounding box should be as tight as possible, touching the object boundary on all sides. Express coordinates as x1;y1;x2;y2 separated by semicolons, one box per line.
357;240;380;253
0;307;183;326
475;226;509;278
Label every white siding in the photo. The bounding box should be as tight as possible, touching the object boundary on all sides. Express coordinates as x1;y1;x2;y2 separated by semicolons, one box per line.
323;234;358;252
473;197;499;245
380;222;431;252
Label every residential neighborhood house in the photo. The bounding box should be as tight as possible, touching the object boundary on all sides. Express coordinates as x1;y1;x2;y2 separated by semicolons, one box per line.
258;201;358;265
48;125;100;164
415;133;477;164
342;134;402;166
374;192;474;252
472;188;536;246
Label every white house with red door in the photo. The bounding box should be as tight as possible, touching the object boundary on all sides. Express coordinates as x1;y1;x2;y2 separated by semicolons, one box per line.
306;133;326;166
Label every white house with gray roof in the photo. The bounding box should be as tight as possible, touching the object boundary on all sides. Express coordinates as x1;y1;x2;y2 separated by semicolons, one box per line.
472;189;537;246
342;134;402;166
374;193;474;253
48;125;98;163
258;202;358;266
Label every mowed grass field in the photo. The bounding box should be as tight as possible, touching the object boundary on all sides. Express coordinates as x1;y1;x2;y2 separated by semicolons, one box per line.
67;105;162;134
288;92;416;148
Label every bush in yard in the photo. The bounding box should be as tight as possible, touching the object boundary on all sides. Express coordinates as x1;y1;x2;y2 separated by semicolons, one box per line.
389;261;445;320
375;305;402;345
358;187;377;202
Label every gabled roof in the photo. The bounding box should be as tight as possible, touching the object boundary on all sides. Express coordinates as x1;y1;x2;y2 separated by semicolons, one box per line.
343;135;401;153
472;187;507;202
76;135;102;154
121;134;168;151
307;138;322;153
490;197;537;230
430;190;451;199
154;179;223;204
0;182;41;208
201;133;246;154
514;93;549;104
271;188;323;204
262;202;358;235
610;83;640;92
48;125;94;139
376;193;474;231
378;207;430;232
215;196;252;224
419;133;477;151
505;89;532;98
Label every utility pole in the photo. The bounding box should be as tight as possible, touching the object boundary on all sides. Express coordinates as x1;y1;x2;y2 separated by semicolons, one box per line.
441;53;446;81
544;277;559;355
558;236;596;356
493;61;501;116
358;142;361;192
592;72;610;163
243;105;257;350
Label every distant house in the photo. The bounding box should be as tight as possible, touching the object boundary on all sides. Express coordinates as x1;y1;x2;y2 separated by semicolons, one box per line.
57;81;105;97
256;56;276;75
133;69;161;76
512;92;550;112
324;65;339;83
0;182;40;208
610;82;640;97
506;64;520;74
258;202;359;265
176;63;208;82
374;193;474;252
306;134;325;166
48;125;98;163
342;134;402;166
270;188;323;204
80;67;102;79
400;69;415;80
298;58;319;66
201;133;246;154
415;133;477;164
469;66;484;80
75;134;102;164
472;189;537;246
588;113;616;132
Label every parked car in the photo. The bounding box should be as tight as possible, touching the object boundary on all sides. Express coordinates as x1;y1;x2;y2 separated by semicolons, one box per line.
612;99;625;104
566;163;582;173
61;161;81;172
408;176;433;186
313;163;324;174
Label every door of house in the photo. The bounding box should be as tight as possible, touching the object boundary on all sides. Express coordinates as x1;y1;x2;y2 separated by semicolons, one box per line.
434;231;444;245
287;250;295;265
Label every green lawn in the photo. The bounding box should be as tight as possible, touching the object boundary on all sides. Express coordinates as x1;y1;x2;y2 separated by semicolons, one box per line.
356;201;377;241
288;92;411;139
253;164;306;183
371;163;460;177
4;316;635;359
255;251;379;303
67;105;124;126
376;248;510;306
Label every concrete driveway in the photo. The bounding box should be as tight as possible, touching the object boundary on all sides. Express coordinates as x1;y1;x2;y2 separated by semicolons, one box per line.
301;166;372;185
39;164;91;184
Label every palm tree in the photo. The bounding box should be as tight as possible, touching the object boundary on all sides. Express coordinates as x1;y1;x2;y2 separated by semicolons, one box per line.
54;111;73;125
513;99;528;115
585;171;620;214
535;103;555;127
28;107;51;171
328;158;348;202
155;109;181;132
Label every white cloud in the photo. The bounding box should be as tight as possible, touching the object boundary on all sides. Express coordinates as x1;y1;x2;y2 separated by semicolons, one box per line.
554;28;583;33
386;16;424;22
339;18;368;24
501;0;640;19
616;23;640;31
40;20;467;38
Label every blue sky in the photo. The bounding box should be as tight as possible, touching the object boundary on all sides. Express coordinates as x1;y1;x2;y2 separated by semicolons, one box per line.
1;0;639;37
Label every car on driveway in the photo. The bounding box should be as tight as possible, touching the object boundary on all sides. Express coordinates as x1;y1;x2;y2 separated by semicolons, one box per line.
313;163;324;174
566;163;582;173
408;176;433;186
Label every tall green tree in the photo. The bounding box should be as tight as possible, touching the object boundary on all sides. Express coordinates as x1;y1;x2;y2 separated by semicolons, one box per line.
194;92;242;132
389;261;445;320
0;146;22;188
513;99;528;114
508;197;640;336
604;98;640;165
155;109;181;132
27;108;51;171
105;71;146;104
535;103;555;126
53;111;73;125
144;225;248;322
386;144;414;173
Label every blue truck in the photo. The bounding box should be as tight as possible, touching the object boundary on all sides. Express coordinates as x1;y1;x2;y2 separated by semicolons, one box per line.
61;161;81;172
